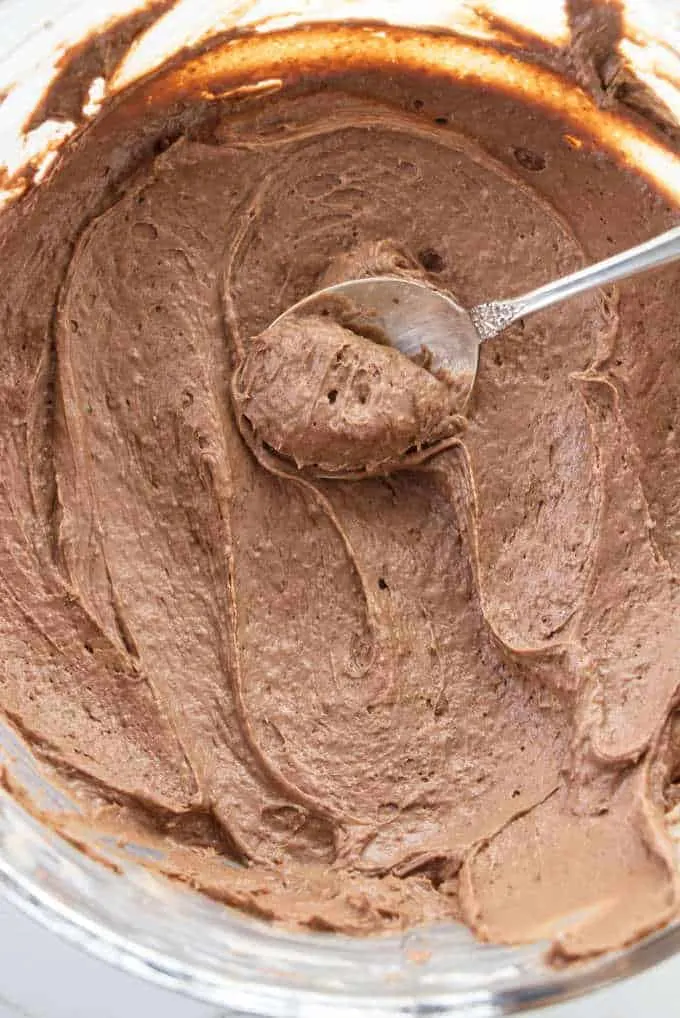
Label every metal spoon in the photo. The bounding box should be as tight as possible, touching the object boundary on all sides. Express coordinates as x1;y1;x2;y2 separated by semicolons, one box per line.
273;225;680;406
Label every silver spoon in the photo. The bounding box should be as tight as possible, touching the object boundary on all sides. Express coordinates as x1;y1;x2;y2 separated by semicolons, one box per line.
273;225;680;405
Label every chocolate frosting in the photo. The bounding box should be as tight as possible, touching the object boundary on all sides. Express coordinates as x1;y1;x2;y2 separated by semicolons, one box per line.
232;241;464;477
0;24;679;959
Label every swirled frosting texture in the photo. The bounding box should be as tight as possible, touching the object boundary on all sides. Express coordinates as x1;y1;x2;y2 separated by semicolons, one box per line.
0;39;679;958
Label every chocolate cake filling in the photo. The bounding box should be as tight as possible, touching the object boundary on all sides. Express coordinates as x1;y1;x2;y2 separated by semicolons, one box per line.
0;16;679;960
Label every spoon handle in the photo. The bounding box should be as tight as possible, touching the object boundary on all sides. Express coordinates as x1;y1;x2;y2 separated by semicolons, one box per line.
470;224;680;341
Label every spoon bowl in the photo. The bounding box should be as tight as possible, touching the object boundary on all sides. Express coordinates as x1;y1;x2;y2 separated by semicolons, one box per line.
274;277;480;404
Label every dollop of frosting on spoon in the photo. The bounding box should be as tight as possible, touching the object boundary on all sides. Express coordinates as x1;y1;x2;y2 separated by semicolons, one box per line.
231;241;463;478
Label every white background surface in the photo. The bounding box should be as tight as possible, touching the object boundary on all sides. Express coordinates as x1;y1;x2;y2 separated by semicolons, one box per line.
0;893;676;1018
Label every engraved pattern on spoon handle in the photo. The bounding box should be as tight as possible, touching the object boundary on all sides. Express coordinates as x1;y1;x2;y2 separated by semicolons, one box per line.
470;224;680;342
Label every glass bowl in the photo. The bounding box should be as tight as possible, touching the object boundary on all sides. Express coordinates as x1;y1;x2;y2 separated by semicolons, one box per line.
0;1;679;1014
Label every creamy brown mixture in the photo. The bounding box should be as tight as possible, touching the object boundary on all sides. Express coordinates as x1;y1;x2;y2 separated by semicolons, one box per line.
0;20;680;962
232;240;465;478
